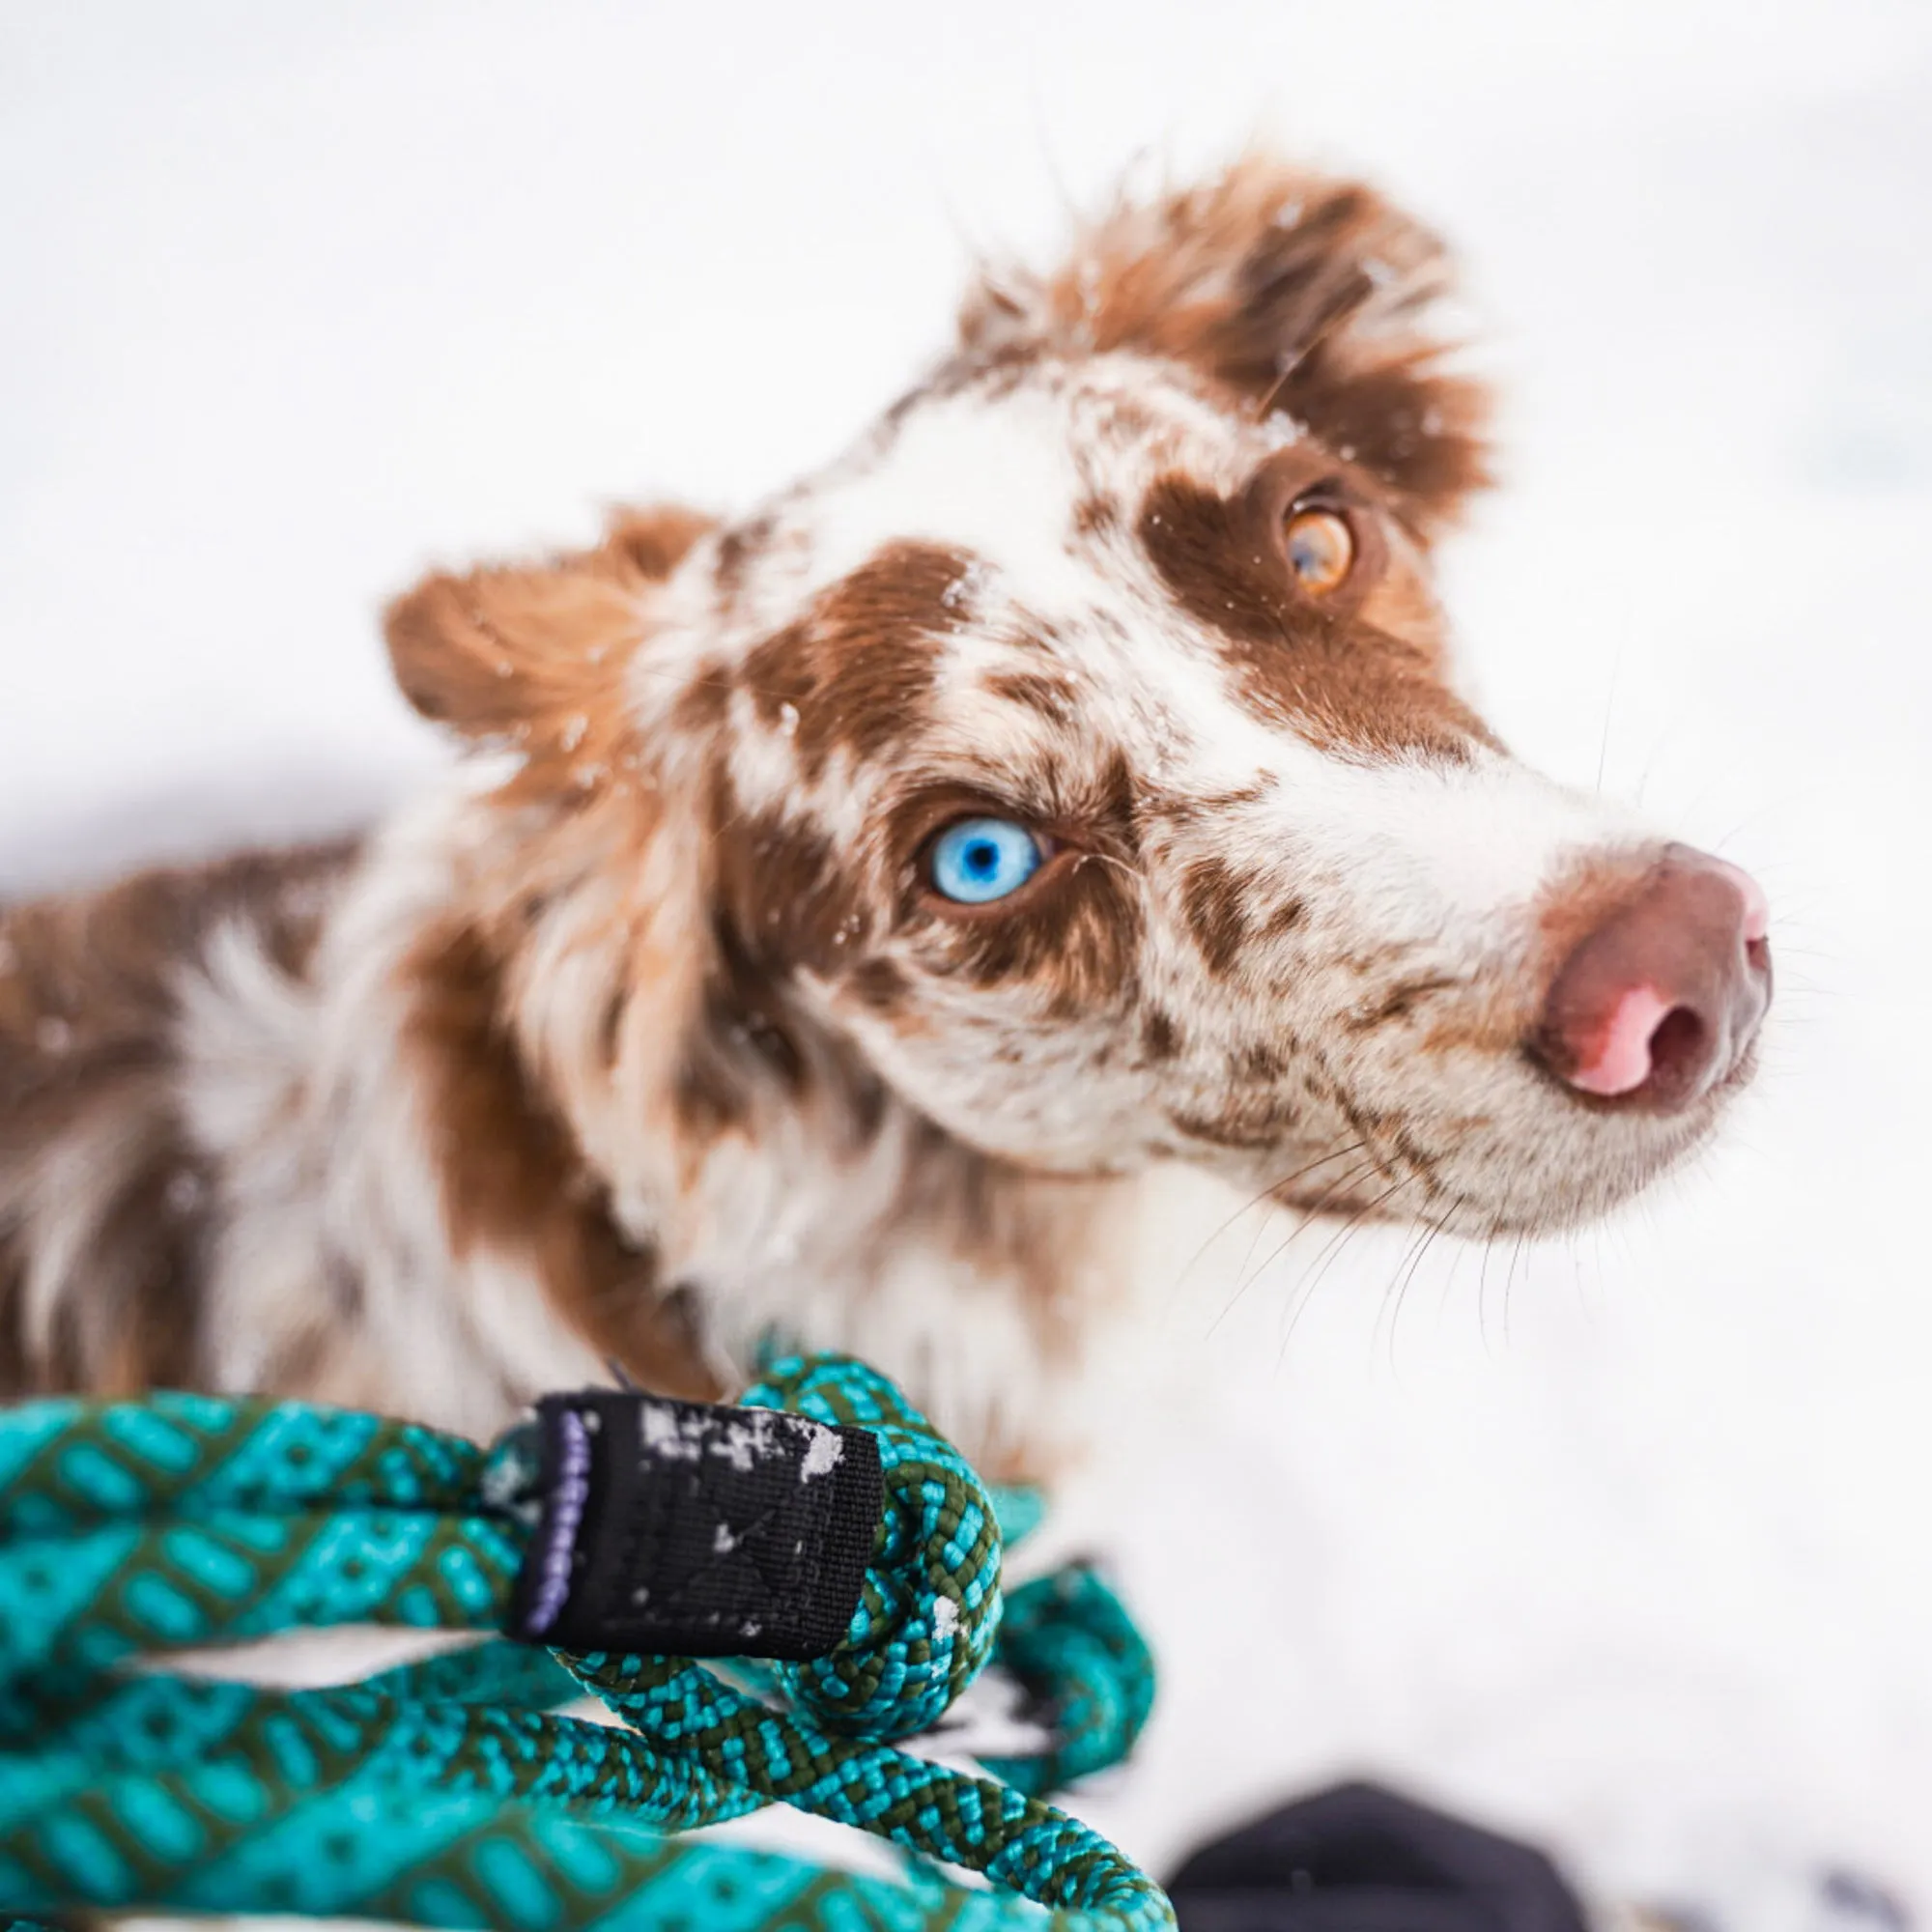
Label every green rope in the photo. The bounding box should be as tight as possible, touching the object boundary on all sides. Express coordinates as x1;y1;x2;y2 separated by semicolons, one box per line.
0;1354;1171;1930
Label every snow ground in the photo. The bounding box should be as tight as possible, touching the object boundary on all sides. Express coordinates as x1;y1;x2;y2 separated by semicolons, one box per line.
3;0;1930;1913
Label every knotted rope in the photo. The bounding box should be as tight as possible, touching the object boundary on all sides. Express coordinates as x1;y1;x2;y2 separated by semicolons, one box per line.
0;1353;1169;1930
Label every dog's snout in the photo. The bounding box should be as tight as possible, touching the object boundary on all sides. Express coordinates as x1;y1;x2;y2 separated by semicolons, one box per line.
1530;845;1772;1114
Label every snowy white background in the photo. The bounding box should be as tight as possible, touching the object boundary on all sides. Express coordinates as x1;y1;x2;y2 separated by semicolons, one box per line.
3;0;1929;1915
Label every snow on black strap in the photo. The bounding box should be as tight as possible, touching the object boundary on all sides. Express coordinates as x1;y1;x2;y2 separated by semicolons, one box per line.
506;1387;883;1660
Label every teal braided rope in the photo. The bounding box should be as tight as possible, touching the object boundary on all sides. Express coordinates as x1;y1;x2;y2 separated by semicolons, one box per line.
0;1356;1172;1931
0;1388;513;1721
0;1387;487;1528
984;1566;1158;1799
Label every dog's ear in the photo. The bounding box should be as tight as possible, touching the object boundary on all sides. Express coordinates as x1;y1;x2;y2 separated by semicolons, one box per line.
959;156;1491;539
384;501;800;1266
384;506;714;790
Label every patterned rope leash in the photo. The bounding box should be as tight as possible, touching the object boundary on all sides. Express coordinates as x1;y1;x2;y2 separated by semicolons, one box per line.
0;1353;1169;1930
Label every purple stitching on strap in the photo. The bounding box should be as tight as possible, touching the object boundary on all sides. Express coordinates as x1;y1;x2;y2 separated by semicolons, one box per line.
525;1406;592;1637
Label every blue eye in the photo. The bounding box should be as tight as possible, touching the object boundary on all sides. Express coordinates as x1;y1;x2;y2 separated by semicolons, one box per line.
927;817;1045;905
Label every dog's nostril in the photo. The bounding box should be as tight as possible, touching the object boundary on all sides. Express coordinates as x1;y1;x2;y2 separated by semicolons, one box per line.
1530;844;1772;1115
1644;1005;1708;1100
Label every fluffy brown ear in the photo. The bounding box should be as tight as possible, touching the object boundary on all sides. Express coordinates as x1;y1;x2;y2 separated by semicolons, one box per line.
383;504;735;1284
959;156;1491;538
384;505;714;787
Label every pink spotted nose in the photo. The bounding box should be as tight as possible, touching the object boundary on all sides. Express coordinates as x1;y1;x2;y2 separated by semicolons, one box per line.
1532;847;1772;1113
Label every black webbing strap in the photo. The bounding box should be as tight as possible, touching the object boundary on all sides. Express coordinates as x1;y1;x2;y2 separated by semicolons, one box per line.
506;1388;884;1660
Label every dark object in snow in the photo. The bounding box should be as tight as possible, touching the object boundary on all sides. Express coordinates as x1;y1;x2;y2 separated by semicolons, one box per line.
1167;1780;1589;1931
1818;1865;1915;1932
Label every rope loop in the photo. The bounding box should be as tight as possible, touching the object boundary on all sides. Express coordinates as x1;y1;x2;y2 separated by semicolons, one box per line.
739;1352;1003;1740
985;1564;1158;1797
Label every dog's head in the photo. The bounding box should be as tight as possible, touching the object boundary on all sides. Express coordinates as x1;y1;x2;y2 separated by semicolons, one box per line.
386;157;1769;1265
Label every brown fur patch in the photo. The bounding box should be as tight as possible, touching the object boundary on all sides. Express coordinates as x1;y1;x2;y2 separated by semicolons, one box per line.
959;156;1491;539
1138;780;1275;830
712;509;778;603
670;661;735;738
0;839;357;1397
403;919;719;1400
1178;855;1250;977
741;543;975;781
1141;1008;1180;1061
660;766;866;1141
1174;859;1303;981
985;669;1080;726
1236;1038;1292;1081
668;934;808;1146
1072;494;1122;542
850;956;913;1015
1140;471;1492;759
1166;1105;1290;1151
1346;974;1461;1033
601;505;715;583
919;339;1042;411
708;759;867;979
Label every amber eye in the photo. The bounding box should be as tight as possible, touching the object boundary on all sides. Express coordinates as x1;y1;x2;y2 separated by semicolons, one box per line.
1282;505;1356;595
